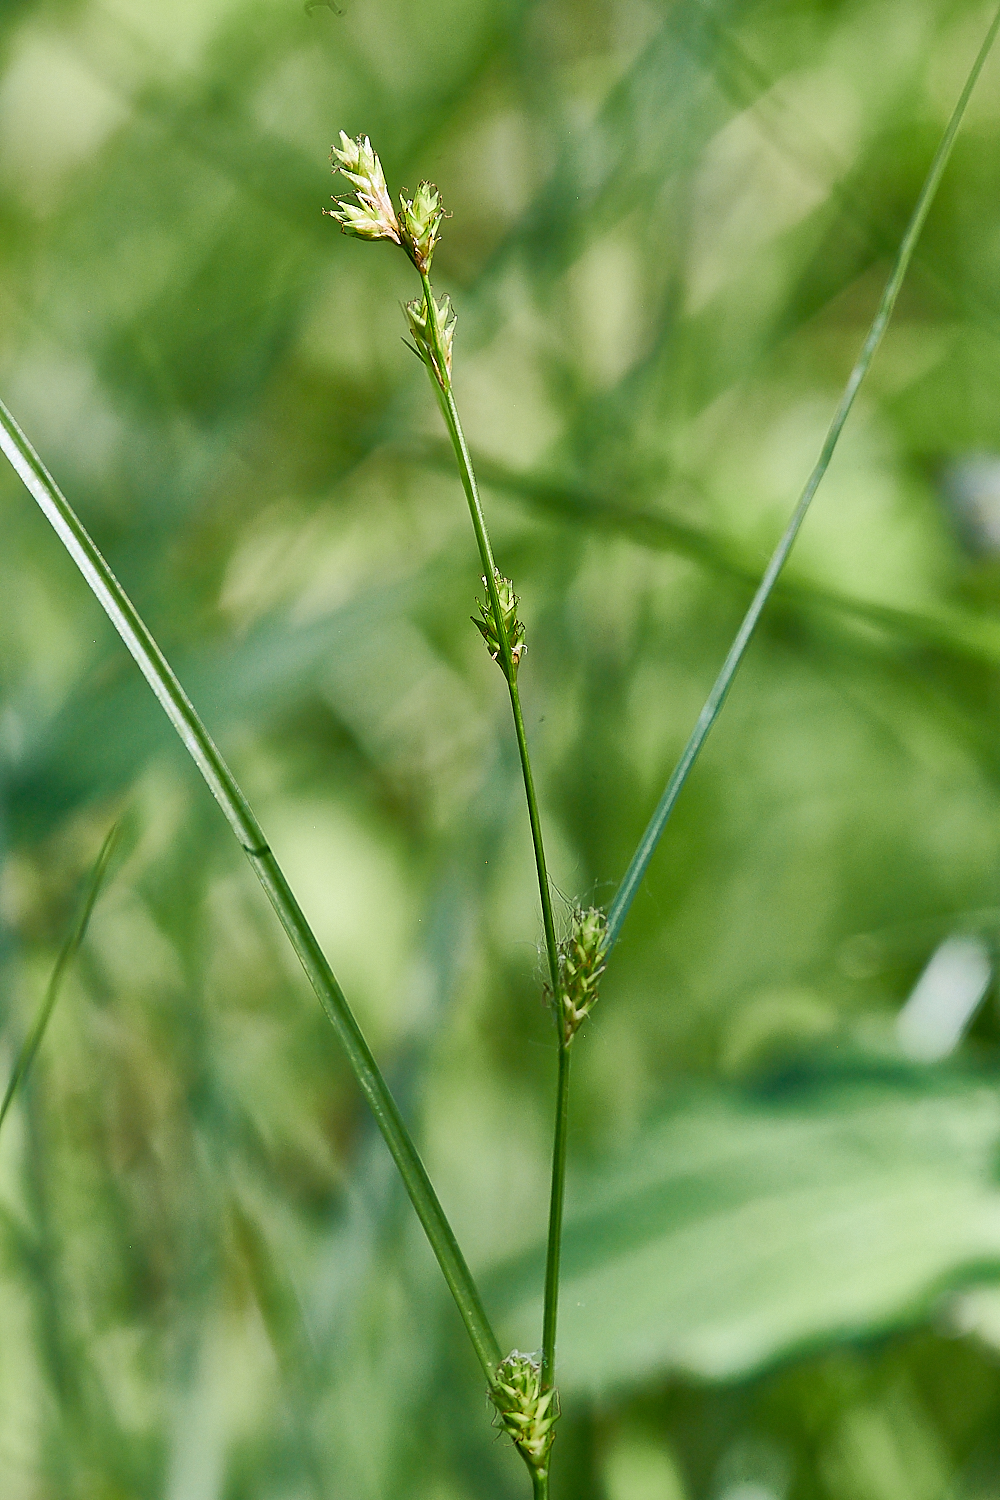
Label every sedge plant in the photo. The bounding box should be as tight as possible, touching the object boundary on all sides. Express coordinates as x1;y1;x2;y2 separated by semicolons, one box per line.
1;7;998;1493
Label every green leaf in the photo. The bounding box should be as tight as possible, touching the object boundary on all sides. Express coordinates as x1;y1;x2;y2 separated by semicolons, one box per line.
491;1065;1000;1393
0;821;120;1138
605;2;1000;949
0;393;502;1387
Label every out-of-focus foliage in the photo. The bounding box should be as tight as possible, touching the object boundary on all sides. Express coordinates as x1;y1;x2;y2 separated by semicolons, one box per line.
496;1064;1000;1391
4;0;1000;1495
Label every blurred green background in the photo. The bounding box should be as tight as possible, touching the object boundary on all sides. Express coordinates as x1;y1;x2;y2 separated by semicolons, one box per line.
5;0;1000;1494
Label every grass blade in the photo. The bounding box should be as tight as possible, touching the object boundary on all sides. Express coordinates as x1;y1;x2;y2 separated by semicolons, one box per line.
606;2;1000;951
0;397;502;1385
0;823;120;1138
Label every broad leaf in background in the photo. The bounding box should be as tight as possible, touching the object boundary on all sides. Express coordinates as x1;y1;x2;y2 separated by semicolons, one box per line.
494;1064;1000;1392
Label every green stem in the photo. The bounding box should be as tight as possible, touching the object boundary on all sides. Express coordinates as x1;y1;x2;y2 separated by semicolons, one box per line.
420;272;560;998
507;680;560;999
0;395;502;1388
532;1466;550;1500
541;1041;571;1392
605;0;1000;953
419;271;570;1442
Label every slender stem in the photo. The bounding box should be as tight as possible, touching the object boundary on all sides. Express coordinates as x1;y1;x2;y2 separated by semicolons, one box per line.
541;1041;571;1391
0;822;120;1138
419;272;571;1443
507;680;560;999
532;1467;549;1500
605;0;1000;953
0;395;502;1387
420;272;560;998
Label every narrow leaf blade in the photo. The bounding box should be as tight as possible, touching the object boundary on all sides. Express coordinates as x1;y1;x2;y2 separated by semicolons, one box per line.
0;821;120;1137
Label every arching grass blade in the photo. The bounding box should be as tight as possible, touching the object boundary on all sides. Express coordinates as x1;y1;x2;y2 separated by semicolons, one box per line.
0;397;501;1386
606;3;1000;952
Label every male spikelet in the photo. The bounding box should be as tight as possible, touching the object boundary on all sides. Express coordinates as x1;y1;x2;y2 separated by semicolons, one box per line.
325;132;401;243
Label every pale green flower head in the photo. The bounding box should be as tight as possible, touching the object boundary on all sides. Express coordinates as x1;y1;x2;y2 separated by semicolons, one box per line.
326;131;401;244
399;180;444;273
492;1350;557;1472
472;569;526;681
403;293;457;383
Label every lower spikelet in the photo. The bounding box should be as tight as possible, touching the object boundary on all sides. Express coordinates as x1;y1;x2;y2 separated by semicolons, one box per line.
492;1351;558;1473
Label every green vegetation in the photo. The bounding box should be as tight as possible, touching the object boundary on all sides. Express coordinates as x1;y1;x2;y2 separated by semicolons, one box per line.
5;1;1000;1497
